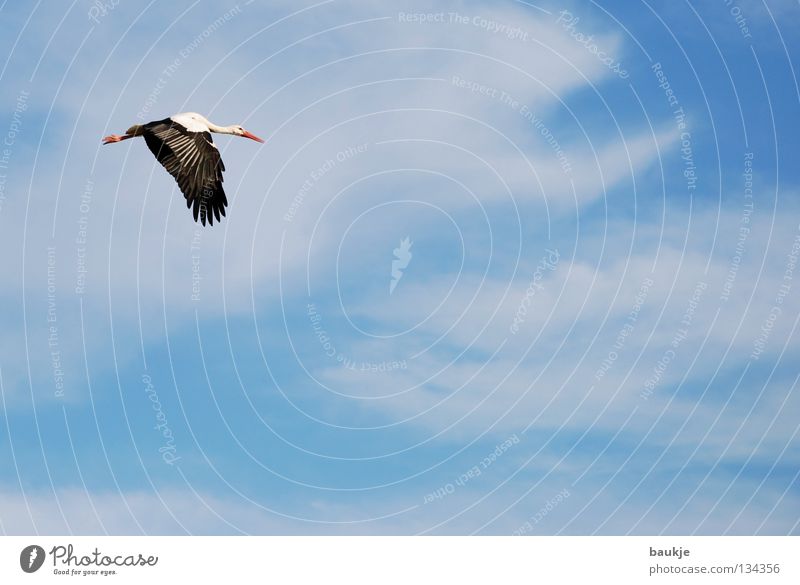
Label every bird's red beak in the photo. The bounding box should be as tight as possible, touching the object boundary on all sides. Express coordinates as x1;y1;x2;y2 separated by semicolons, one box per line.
241;130;265;143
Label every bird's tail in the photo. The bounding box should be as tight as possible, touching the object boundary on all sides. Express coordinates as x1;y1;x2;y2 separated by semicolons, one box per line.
125;124;145;136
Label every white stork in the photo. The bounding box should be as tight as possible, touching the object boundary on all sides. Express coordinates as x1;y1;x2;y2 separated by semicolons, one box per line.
103;112;264;226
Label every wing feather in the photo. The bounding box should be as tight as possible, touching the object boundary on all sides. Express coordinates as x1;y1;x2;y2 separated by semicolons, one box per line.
142;119;227;226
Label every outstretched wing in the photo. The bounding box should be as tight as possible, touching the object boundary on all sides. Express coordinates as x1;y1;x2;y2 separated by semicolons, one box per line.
142;119;227;225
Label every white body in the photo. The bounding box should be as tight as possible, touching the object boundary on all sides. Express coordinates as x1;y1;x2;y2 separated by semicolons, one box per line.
171;112;214;133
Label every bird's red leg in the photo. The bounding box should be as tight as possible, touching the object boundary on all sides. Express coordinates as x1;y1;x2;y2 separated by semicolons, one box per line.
102;133;135;144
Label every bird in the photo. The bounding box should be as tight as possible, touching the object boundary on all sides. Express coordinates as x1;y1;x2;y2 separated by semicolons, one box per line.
102;112;264;226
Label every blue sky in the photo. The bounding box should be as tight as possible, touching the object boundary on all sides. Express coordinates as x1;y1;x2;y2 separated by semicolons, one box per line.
0;0;798;534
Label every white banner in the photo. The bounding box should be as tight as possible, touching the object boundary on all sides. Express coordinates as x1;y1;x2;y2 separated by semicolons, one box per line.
1;536;796;583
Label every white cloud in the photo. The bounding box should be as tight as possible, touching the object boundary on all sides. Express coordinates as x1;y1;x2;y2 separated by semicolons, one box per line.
2;460;796;535
0;0;673;406
303;201;800;462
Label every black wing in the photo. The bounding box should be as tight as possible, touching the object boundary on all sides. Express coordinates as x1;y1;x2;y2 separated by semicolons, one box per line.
142;118;227;226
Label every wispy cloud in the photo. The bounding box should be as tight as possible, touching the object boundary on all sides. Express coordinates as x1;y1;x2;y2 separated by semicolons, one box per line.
1;0;798;536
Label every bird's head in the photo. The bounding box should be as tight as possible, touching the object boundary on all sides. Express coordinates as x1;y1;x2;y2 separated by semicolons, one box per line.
231;125;265;143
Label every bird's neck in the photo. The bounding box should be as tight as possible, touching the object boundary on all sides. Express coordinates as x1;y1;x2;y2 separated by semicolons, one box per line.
208;123;237;134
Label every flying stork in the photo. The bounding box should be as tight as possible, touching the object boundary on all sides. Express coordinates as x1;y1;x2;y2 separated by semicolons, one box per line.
102;112;264;226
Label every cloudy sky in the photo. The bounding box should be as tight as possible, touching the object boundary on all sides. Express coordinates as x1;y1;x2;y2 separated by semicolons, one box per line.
0;0;798;535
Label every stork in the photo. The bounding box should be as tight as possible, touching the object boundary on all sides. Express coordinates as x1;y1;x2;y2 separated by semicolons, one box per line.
103;112;264;226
